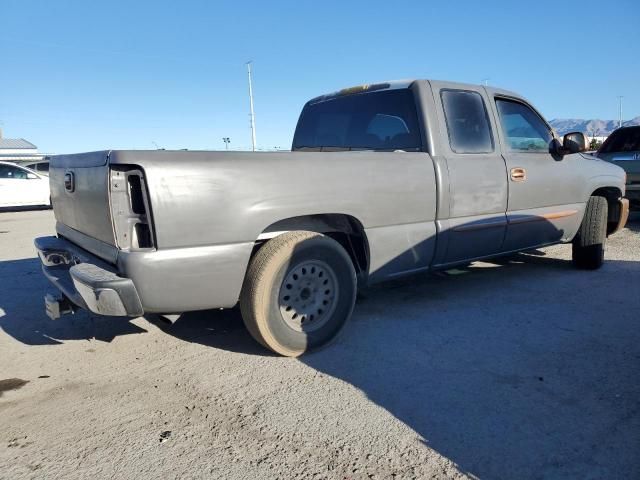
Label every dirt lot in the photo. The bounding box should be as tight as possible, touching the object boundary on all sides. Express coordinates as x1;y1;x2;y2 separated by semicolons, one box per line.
1;210;639;479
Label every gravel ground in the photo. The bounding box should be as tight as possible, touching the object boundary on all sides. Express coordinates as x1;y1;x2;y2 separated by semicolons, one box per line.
1;209;639;480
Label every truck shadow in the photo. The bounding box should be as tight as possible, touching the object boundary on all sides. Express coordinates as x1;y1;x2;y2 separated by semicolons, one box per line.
157;249;640;478
305;254;640;478
0;258;147;345
146;308;269;356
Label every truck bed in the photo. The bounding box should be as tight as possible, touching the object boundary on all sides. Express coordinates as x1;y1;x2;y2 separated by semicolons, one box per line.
47;149;439;311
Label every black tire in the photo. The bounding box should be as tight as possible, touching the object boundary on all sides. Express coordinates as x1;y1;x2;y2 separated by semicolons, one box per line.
240;231;357;357
572;196;608;270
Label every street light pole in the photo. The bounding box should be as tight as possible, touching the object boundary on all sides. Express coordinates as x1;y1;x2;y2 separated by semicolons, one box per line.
222;137;230;150
246;61;257;152
617;96;624;128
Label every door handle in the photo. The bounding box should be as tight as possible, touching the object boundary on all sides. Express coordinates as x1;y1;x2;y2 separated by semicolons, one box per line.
510;167;526;182
64;171;75;192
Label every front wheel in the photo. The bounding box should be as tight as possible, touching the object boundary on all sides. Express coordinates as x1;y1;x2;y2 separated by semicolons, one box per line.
240;231;357;357
572;196;608;270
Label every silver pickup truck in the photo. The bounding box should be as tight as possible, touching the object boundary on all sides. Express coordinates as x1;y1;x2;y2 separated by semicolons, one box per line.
35;79;629;356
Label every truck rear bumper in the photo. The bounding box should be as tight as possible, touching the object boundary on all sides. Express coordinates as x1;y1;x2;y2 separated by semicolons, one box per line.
35;236;143;317
35;235;255;317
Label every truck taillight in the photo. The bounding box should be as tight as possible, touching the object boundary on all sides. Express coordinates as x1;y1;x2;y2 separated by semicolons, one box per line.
110;166;155;250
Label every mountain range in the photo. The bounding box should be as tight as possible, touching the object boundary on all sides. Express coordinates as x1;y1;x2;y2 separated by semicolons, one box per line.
549;117;640;136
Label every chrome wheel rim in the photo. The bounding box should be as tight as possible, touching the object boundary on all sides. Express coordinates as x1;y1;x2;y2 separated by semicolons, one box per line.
278;260;339;332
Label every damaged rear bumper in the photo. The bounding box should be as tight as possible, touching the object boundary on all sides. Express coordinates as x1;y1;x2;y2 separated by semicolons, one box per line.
34;236;143;318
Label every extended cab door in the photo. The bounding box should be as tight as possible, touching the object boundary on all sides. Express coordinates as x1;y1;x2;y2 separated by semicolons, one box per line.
428;82;508;265
488;95;585;250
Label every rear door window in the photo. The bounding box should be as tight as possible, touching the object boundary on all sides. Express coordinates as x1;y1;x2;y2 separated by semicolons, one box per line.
293;89;422;151
441;90;494;154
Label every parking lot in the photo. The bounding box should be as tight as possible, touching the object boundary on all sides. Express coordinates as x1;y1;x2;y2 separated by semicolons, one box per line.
1;209;639;479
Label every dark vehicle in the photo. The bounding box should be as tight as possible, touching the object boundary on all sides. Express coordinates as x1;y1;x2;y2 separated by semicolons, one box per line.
596;126;640;208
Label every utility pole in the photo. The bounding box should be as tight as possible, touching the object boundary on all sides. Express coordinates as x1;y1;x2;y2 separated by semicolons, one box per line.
617;96;624;128
222;137;230;150
246;61;257;152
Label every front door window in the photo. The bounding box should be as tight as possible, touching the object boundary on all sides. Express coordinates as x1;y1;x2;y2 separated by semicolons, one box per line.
496;99;553;152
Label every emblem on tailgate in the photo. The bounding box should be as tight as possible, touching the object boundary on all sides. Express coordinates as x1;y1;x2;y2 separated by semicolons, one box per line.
64;171;75;192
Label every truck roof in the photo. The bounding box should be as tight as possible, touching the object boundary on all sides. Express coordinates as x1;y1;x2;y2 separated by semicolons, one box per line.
308;79;522;105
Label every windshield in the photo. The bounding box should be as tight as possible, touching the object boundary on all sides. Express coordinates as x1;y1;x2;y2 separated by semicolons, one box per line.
292;89;422;151
599;126;640;153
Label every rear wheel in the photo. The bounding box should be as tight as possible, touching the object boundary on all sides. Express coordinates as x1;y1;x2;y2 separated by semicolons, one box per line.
572;196;608;270
240;231;357;356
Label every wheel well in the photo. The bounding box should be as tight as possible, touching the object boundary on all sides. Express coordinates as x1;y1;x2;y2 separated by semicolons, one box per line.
254;214;369;277
591;187;623;236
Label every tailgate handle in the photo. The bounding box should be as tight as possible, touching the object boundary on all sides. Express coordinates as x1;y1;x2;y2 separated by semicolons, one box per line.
64;171;75;192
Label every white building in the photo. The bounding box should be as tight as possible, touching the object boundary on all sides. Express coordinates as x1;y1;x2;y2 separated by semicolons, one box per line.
0;128;47;163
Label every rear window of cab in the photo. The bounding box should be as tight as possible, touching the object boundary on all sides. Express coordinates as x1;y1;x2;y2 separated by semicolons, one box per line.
293;89;422;151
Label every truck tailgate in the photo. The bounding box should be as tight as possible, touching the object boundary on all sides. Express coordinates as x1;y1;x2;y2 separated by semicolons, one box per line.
49;151;115;250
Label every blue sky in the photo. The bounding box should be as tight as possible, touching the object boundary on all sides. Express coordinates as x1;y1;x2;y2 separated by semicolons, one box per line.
1;0;638;153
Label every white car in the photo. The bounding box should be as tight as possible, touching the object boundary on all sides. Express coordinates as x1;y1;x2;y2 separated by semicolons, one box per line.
0;161;51;208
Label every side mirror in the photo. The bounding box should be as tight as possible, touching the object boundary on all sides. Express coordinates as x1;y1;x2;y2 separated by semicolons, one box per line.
27;173;39;179
562;131;588;154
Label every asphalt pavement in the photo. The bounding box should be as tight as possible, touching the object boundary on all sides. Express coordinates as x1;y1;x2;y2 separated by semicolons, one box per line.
1;209;639;479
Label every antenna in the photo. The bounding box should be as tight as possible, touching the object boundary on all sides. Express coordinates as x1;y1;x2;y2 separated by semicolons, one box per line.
246;61;257;152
